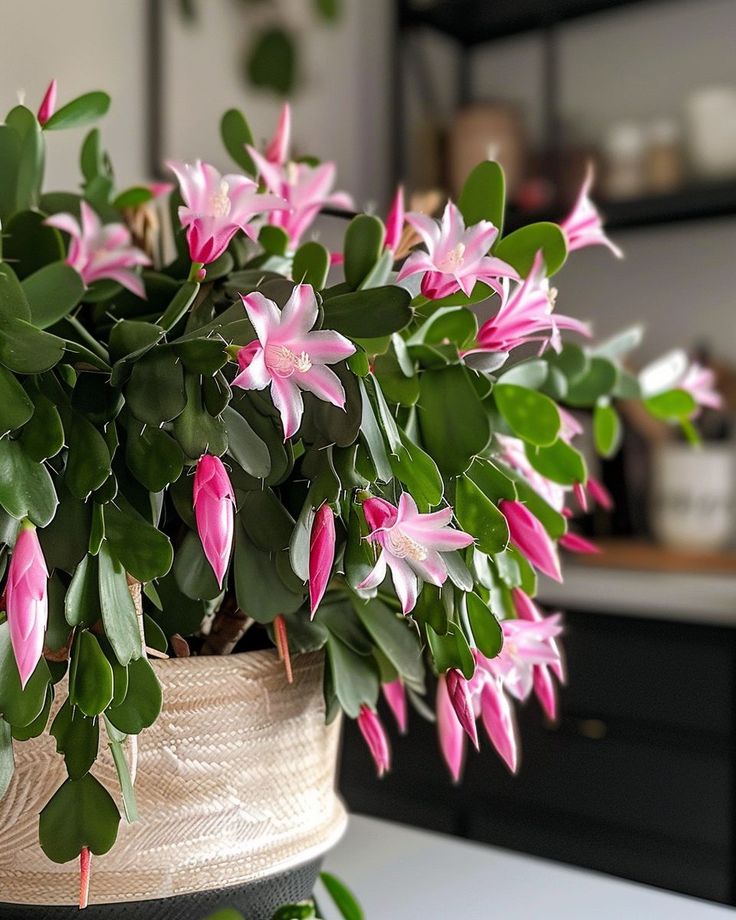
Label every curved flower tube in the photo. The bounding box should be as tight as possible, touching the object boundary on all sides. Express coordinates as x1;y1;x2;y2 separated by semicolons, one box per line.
357;705;391;777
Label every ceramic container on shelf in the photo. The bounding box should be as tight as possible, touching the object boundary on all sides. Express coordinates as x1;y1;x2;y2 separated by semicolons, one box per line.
685;85;736;180
0;650;346;920
650;442;735;552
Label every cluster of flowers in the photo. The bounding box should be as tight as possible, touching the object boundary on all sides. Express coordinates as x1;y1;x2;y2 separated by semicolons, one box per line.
5;82;720;792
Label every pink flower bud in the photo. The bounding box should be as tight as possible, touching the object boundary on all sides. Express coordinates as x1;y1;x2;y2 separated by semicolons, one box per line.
586;476;613;511
573;481;588;512
480;679;519;773
436;674;466;783
357;705;390;777
384;186;405;253
362;496;397;532
560;532;600;555
264;103;291;166
533;665;558;721
6;522;48;688
193;455;235;588
37;79;57;126
309;503;335;617
382;679;408;734
499;499;562;582
445;669;479;750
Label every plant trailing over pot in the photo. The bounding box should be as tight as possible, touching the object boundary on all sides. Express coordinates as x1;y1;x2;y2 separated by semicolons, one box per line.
0;81;716;912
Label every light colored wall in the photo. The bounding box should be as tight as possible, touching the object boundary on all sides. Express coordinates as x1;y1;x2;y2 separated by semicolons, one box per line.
0;0;148;190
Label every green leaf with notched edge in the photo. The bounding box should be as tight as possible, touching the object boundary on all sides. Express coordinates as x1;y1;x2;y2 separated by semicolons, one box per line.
19;390;64;460
494;221;567;278
426;622;474;679
344;215;385;289
458;160;505;234
69;631;114;717
353;598;424;687
525;438;586;486
326;633;380;718
103;501;173;583
0;436;58;526
0;622;51;727
22;262;84;329
464;592;503;659
125;421;184;492
65;554;100;627
97;542;142;666
106;657;162;735
417;365;491;475
293;241;330;289
220;108;255;174
126;348;186;426
223;405;271;479
0;317;65;374
43;91;111;131
39;773;120;864
65;414;111;499
0;365;34;436
50;700;99;781
494;383;560;447
322;286;412;338
455;474;509;555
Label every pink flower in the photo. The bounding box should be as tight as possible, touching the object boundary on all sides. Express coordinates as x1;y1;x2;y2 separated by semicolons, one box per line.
480;678;519;773
384;186;405;254
469;251;590;355
37;79;57;126
437;673;467;782
45;202;149;297
586;476;613;511
679;362;722;412
193;455;235;588
499;499;562;582
247;108;353;249
167;159;284;265
496;436;565;512
486;616;563;702
397;201;518;300
561;164;623;258
560;532;600;555
358;494;474;614
309;503;335;617
6;522;48;689
382;679;408;734
512;589;565;720
357;705;391;777
445;668;479;750
232;284;355;439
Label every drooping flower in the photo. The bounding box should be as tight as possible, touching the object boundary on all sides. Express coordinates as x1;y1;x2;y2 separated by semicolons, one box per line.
445;668;479;749
247;106;354;250
469;251;590;355
37;79;57;126
45;201;150;297
232;284;355;439
6;522;48;689
437;673;467;783
309;503;336;617
384;186;405;254
561;164;623;258
382;679;408;734
167;159;284;265
397;201;519;300
358;494;474;614
586;476;613;511
480;677;519;773
485;615;563;702
512;589;565;720
193;454;235;588
357;705;391;777
679;361;722;412
499;499;562;582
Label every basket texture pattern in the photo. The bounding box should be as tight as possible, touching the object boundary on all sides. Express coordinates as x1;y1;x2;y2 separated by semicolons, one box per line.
0;650;346;907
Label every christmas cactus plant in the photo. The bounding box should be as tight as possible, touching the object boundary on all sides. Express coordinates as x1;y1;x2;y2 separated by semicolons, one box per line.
0;82;717;886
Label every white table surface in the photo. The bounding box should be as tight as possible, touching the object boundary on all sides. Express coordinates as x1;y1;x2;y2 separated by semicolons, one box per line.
320;815;732;919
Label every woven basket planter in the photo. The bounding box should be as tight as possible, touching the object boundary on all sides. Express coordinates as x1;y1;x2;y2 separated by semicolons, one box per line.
0;650;346;919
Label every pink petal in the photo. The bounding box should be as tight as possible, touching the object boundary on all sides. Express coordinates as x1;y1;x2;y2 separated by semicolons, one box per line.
446;669;479;750
560;532;600;555
297;330;356;364
385;555;418;614
382;679;408;734
309;504;335;616
437;674;467;783
534;665;558;720
293;364;346;408
357;551;388;591
277;284;318;340
232;347;271;391
37;78;57;126
363;497;398;532
265;103;291;165
500;499;562;582
384;186;405;253
241;292;281;346
480;680;519;773
357;706;391;777
270;375;304;440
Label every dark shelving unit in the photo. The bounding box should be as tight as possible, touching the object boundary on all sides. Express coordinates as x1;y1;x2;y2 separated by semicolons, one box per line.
394;0;736;230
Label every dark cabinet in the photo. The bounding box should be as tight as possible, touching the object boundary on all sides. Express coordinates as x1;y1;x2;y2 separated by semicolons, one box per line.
339;609;736;904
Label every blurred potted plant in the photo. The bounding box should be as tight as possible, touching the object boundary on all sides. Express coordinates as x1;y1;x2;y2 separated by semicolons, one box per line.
0;83;709;919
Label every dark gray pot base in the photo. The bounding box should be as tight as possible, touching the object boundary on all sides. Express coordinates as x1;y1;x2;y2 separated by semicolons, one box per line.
0;858;320;920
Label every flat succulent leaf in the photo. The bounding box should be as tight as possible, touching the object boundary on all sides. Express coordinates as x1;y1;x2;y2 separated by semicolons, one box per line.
39;773;120;864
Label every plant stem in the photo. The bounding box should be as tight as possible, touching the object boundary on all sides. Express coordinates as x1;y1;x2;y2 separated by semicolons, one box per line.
65;313;110;362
